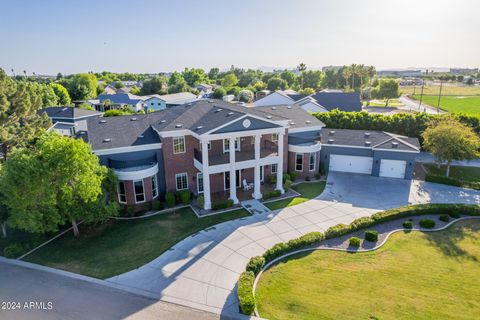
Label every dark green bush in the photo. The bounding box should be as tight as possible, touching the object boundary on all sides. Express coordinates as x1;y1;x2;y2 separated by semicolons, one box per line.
212;199;234;210
3;243;25;258
305;176;311;181
196;195;204;209
263;189;281;199
282;173;291;183
319;163;326;175
237;271;255;315
419;219;436;229
349;237;361;247
268;174;276;184
364;230;378;242
246;256;265;276
151;200;162;210
449;211;461;219
262;232;324;264
165;192;176;207
126;206;135;217
178;190;191;205
439;214;450;222
402;220;413;229
315;172;322;179
283;179;292;191
142;202;151;212
425;174;480;190
289;171;298;181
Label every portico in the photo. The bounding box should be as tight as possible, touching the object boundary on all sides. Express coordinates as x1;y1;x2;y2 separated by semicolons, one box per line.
195;127;286;210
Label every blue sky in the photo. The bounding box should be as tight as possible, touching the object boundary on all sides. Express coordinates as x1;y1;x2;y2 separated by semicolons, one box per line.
0;0;478;74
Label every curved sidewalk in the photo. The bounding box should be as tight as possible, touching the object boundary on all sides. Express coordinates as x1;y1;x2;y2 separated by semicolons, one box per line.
107;173;480;316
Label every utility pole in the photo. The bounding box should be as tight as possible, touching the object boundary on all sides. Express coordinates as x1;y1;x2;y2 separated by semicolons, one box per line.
418;83;424;111
436;78;443;114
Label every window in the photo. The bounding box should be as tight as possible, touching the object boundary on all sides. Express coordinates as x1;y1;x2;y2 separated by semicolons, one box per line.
134;180;145;203
173;136;185;154
272;133;278;143
197;173;204;193
69;127;76;136
260;166;264;182
175;173;188;191
118;181;127;203
223;138;240;152
150;102;154;106
309;153;316;171
151;175;158;198
271;163;278;174
295;153;303;172
199;141;211;150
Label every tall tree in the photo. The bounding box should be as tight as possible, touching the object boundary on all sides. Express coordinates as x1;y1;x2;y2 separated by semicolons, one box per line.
267;77;288;91
140;76;167;95
376;79;400;106
0;133;118;236
422;118;480;177
50;83;72;105
221;73;239;87
280;70;296;87
182;68;208;87
67;73;98;100
208;67;220;80
296;63;307;88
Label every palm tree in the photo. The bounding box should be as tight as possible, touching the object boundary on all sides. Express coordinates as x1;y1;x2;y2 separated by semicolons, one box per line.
297;63;307;89
367;66;376;87
23;70;27;78
343;66;352;89
350;64;358;89
357;64;365;88
10;68;15;77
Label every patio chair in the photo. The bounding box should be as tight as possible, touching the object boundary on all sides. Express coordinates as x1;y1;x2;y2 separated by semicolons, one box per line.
242;179;253;191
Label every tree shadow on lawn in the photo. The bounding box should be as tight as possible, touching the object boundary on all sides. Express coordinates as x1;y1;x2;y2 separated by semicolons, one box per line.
424;221;479;262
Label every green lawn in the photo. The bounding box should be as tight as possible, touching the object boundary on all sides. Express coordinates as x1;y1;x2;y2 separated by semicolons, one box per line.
411;95;480;115
424;164;480;182
256;220;480;320
364;99;403;107
24;207;249;279
264;181;326;210
401;85;480;96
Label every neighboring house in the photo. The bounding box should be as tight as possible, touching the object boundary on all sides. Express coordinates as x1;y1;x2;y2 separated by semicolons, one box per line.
144;92;198;111
195;83;213;93
96;93;145;112
103;85;117;95
255;90;271;101
253;90;362;113
80;99;419;210
39;107;102;136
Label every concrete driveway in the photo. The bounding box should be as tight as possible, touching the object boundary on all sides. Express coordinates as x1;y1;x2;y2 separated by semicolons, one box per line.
108;173;479;316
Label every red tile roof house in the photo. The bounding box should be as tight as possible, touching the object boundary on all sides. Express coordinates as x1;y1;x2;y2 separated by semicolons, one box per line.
77;99;419;210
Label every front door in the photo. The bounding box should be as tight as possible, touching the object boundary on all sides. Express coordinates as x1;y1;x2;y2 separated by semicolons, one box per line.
224;170;241;190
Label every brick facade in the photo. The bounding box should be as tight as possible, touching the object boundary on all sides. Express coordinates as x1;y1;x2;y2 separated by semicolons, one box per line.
288;150;320;180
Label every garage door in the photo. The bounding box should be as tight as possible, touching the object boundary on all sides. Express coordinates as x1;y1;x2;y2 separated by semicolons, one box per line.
329;154;373;174
379;159;406;179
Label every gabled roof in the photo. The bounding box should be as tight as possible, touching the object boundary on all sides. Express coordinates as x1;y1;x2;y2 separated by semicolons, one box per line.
97;93;143;105
321;128;420;152
308;92;362;112
154;92;197;103
39;107;102;120
286;93;309;102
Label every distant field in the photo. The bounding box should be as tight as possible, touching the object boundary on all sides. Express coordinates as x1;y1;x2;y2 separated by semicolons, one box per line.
364;99;403;107
411;95;480;115
401;85;480;96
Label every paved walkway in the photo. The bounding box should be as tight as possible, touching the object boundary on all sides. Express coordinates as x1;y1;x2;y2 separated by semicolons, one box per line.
107;173;480;316
241;199;270;215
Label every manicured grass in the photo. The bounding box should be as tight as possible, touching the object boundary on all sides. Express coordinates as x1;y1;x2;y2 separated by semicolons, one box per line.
401;85;480;96
364;99;403;107
0;228;51;258
265;181;326;210
424;164;480;182
256;220;480;320
24;207;250;279
411;95;480;115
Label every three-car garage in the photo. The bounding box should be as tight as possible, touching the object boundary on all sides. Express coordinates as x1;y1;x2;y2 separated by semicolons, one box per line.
329;155;373;175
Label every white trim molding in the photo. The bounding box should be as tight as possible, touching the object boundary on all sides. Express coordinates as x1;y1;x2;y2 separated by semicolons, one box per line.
288;141;321;153
113;163;159;181
93;143;162;156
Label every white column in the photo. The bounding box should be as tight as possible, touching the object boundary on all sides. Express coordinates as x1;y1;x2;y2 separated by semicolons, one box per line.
276;131;285;194
229;137;238;204
201;139;211;210
253;134;262;199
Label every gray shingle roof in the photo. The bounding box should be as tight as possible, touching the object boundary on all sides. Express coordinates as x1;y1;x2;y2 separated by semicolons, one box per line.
309;92;362;112
97;93;143;105
39;107;102;119
321;128;420;152
86;100;324;150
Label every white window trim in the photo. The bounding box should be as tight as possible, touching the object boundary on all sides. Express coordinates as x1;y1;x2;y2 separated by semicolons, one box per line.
309;152;316;171
223;138;240;153
271;163;278;174
173;136;186;154
260;166;264;182
197;172;204;194
118;181;127;204
133;179;146;204
175;173;189;191
151;175;158;199
295;153;303;172
199;141;211;150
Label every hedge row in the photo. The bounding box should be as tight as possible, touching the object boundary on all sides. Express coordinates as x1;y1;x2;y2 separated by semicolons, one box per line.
425;174;480;190
237;203;480;315
312;110;480;146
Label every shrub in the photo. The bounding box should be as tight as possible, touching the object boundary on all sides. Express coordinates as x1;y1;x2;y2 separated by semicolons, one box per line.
419;219;436;229
364;230;378;242
212;199;234;210
237;271;255;315
268;174;276;185
319;163;326;175
196;195;204;209
449;211;461;219
402;220;413;229
152;200;162;210
3;243;25;258
165;192;176;207
142;202;151;212
178;190;191;205
246;256;266;276
349;237;361;247
263;189;281;199
262;232;324;263
425;174;480;190
282;173;291;183
439;214;450;222
314;173;321;180
305;176;311;181
126;206;135;217
283;179;292;191
289;171;298;182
